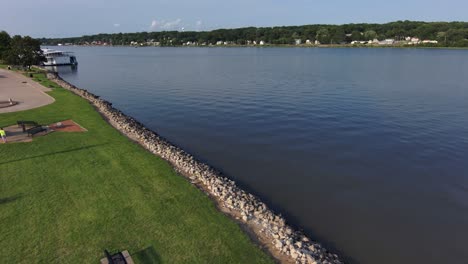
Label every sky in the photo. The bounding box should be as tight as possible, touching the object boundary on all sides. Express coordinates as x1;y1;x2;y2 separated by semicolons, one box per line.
0;0;467;38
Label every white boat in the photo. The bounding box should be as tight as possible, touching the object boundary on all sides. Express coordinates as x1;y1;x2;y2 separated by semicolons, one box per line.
41;48;78;66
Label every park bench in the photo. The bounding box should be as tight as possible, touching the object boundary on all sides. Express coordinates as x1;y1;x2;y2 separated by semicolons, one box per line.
26;126;46;137
101;249;134;264
17;121;38;132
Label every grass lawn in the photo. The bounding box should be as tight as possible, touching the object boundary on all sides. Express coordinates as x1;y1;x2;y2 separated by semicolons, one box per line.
0;71;273;263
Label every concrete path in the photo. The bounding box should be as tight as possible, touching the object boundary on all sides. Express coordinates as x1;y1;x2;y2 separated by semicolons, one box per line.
0;69;55;113
1;125;33;143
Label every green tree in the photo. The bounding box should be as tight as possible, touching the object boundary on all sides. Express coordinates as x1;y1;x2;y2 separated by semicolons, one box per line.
446;28;467;42
316;28;330;44
364;30;378;40
436;32;447;45
0;30;11;60
5;35;45;68
330;28;345;44
351;31;363;41
37;21;468;47
291;32;300;40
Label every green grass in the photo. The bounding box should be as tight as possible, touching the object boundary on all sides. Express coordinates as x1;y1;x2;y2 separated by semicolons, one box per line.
27;72;62;89
0;71;272;263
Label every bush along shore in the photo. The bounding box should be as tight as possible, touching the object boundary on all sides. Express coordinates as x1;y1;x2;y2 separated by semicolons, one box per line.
47;72;343;264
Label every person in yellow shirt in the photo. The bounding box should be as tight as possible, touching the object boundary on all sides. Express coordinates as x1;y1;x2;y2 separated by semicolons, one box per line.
0;128;7;143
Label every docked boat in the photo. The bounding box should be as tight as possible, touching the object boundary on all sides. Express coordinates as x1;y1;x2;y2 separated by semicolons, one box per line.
41;48;78;66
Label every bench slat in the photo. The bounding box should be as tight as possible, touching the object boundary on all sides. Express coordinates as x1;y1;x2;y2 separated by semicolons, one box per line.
27;126;46;137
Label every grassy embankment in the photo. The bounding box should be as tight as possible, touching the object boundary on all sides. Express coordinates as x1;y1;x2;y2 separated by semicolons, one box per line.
0;69;272;263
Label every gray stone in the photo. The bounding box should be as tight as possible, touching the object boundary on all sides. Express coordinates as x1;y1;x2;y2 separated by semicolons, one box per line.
275;240;283;249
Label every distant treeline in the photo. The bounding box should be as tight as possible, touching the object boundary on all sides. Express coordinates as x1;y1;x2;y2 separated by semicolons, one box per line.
40;21;468;47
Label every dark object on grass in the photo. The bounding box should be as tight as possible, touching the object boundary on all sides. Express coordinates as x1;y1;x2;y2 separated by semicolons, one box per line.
17;121;38;132
29;73;33;78
104;250;127;264
26;126;46;137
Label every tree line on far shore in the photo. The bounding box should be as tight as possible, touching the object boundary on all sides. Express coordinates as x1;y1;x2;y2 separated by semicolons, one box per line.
39;21;468;47
0;31;44;68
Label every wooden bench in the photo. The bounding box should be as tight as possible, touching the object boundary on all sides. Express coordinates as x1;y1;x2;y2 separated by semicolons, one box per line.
27;126;46;137
101;250;134;264
17;121;38;132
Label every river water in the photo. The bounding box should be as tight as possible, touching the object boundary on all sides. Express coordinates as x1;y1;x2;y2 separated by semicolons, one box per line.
50;46;468;264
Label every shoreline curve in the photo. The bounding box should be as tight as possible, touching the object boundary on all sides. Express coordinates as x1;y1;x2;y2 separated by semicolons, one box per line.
46;72;343;264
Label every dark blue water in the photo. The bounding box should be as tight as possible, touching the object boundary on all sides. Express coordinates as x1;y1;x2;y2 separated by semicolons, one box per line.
52;46;468;264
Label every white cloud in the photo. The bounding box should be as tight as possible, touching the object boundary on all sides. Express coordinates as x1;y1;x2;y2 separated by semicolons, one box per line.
150;18;182;31
113;23;120;27
162;18;182;30
150;20;158;30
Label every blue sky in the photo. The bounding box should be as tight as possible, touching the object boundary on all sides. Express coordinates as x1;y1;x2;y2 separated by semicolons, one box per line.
1;0;467;38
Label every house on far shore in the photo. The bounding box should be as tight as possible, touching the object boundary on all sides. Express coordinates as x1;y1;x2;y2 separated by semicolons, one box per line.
295;39;302;45
403;37;437;45
315;40;320;45
351;40;367;45
379;39;395;45
409;37;420;44
216;41;223;45
305;39;312;45
259;40;265;45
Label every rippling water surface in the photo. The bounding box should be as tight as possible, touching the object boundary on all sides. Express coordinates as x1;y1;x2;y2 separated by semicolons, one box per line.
53;46;468;264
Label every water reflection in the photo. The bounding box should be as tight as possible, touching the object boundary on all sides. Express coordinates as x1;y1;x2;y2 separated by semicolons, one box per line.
43;65;78;75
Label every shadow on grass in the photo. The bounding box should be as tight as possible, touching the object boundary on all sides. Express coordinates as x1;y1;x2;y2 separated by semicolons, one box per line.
0;194;24;205
133;245;162;264
0;143;108;165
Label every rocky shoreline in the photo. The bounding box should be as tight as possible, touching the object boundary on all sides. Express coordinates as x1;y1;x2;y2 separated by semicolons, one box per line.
46;72;343;264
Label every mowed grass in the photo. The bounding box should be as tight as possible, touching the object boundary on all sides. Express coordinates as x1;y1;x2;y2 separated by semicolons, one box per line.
0;72;272;263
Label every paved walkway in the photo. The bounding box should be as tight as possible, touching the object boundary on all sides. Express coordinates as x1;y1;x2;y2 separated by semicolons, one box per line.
1;125;34;143
0;69;55;113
